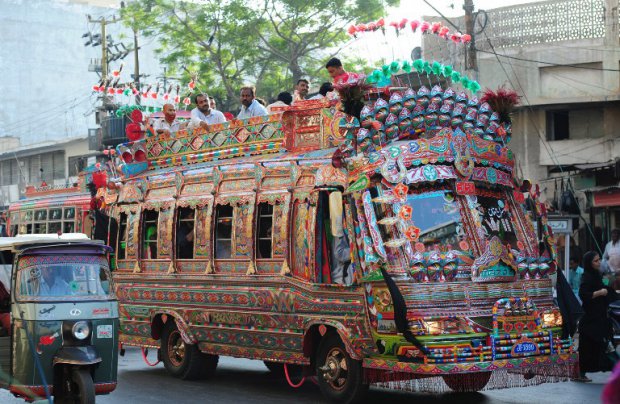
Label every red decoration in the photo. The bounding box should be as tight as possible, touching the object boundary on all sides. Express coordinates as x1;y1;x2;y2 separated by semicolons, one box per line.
399;205;413;221
151;92;158;99
174;95;180;104
513;190;525;204
410;20;420;32
134;149;147;162
398;18;408;29
456;181;476;195
183;97;191;106
130;109;143;123
420;21;430;33
462;34;472;43
431;22;441;33
112;70;120;77
163;93;170;101
116;88;123;95
347;25;357;36
92;85;100;92
376;18;385;28
405;226;420;241
121;150;133;164
188;80;196;90
125;122;143;141
393;183;408;201
92;171;107;188
107;88;115;95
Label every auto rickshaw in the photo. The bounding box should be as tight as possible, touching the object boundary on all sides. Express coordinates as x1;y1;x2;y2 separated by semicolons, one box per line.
0;234;118;403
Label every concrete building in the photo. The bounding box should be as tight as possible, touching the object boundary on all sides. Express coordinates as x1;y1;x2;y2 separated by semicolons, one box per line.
0;0;161;145
422;0;620;251
0;136;92;208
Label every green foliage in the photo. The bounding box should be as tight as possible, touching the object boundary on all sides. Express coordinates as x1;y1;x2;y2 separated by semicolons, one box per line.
122;0;399;111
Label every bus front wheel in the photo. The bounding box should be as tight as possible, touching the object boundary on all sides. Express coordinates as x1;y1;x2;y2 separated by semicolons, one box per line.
161;321;218;380
442;371;491;392
316;333;368;403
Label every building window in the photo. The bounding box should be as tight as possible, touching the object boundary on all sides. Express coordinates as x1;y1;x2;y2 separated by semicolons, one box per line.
215;205;233;259
176;207;195;259
117;213;128;260
68;156;86;177
256;203;273;259
53;151;65;180
142;210;159;259
547;111;569;140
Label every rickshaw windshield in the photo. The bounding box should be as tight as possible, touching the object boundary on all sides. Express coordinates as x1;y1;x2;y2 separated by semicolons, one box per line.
16;261;113;300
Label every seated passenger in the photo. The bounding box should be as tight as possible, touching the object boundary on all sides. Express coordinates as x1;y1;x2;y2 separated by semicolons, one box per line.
39;266;71;296
153;103;183;138
237;86;268;119
266;92;292;114
189;93;226;131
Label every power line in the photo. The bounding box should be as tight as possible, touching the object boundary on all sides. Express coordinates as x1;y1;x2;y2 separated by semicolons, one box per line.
474;48;620;72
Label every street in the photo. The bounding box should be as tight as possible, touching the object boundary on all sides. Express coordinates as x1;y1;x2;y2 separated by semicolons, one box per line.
0;348;609;403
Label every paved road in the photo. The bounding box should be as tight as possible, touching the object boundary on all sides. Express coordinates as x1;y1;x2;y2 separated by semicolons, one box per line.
0;348;610;403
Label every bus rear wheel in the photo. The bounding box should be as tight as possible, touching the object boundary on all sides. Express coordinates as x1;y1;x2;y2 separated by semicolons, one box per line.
442;372;491;392
316;333;368;403
161;321;218;380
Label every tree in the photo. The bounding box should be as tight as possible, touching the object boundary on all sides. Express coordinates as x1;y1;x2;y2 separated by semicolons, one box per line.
122;0;399;110
254;0;399;84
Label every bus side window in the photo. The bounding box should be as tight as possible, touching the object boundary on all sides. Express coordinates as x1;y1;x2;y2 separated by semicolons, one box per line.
142;210;159;259
215;205;233;259
117;213;128;260
256;203;273;259
176;207;195;259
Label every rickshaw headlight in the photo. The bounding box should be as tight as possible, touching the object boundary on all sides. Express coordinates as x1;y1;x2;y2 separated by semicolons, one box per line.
72;321;90;340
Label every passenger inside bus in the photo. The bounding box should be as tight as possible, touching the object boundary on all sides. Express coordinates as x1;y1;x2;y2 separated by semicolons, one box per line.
176;208;195;259
215;205;233;259
329;192;351;285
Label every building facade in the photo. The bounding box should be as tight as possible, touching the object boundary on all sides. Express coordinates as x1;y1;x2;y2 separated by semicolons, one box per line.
0;136;92;208
423;0;620;252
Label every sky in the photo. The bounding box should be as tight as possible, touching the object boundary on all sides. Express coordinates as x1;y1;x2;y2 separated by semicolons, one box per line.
347;0;540;63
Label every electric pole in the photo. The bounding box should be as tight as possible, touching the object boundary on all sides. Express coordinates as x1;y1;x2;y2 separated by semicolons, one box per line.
87;15;121;83
463;0;478;72
133;26;141;105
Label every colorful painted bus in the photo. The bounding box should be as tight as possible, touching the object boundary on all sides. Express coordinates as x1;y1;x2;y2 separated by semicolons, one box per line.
92;81;575;402
8;181;93;238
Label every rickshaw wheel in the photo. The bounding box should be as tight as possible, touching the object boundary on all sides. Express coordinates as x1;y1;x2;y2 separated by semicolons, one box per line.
161;320;218;380
442;372;492;392
71;369;95;404
316;333;368;403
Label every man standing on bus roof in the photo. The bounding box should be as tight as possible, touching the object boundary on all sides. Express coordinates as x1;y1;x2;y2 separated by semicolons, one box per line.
325;57;360;86
153;103;182;138
237;86;268;119
189;93;226;130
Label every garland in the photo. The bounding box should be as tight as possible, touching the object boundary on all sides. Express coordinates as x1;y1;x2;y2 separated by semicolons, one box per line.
366;58;481;94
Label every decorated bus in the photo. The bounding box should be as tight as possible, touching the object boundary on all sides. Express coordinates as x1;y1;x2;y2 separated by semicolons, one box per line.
7;174;94;238
86;62;575;402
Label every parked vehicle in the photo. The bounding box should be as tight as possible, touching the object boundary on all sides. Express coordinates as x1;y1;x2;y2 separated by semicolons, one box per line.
0;234;118;403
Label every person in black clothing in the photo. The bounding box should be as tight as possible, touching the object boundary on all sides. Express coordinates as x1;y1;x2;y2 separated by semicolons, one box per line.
576;251;618;382
0;212;8;237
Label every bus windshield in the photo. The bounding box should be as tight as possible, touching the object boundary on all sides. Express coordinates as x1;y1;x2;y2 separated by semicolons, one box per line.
17;261;113;300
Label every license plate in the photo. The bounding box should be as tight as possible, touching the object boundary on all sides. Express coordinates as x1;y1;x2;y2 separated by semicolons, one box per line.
97;325;113;339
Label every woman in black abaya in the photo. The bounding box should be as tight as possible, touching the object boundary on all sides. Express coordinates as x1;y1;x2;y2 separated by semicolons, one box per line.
577;251;617;382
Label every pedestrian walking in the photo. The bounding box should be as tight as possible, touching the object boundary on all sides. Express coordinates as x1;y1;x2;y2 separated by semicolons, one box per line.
576;251;619;382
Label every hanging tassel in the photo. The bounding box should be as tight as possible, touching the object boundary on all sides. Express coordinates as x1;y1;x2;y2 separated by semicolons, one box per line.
205;261;214;274
133;261;141;273
167;260;175;274
280;260;291;276
246;260;257;275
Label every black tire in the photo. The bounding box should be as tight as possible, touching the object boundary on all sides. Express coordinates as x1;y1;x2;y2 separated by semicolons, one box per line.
263;361;303;379
442;372;491;392
316;333;368;403
161;320;218;380
72;369;95;404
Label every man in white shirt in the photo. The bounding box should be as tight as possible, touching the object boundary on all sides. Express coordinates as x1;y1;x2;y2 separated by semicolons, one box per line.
308;82;334;100
189;93;226;130
293;79;309;102
266;92;292;114
153;103;182;137
237;86;268;119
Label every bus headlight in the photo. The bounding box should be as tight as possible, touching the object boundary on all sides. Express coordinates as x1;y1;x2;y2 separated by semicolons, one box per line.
72;321;90;340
